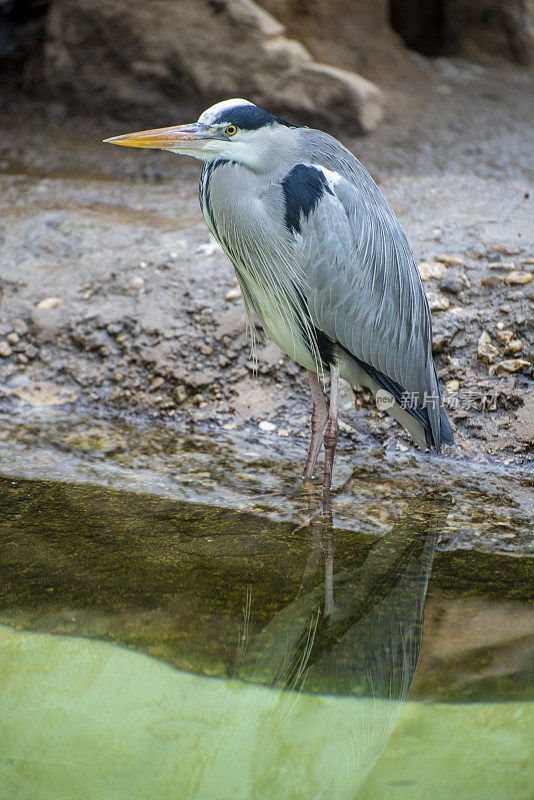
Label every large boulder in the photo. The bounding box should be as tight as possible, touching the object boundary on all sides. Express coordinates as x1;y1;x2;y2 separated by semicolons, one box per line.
257;0;418;84
260;0;534;71
43;0;384;133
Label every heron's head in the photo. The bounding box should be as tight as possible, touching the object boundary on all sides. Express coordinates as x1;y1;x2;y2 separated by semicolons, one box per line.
104;99;299;172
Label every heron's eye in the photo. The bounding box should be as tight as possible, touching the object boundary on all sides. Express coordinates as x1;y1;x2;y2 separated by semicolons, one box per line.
225;125;238;137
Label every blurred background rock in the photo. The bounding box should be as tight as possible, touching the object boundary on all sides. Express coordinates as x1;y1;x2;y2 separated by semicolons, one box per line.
1;0;533;133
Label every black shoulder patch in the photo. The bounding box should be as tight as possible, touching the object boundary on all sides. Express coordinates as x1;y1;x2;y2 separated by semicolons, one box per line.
281;165;334;235
211;105;297;131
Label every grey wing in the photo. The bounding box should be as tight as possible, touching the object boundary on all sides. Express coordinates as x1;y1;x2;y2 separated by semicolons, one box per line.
298;170;444;448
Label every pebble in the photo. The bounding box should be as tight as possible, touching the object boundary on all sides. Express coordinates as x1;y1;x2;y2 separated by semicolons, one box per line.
491;244;521;256
258;420;276;432
481;274;500;288
477;331;498;364
427;293;450;312
490;359;531;376
174;386;187;403
445;378;460;392
225;287;241;301
131;275;144;290
200;345;213;356
11;319;29;336
504;271;532;285
0;341;12;357
36;297;62;310
517;256;534;266
499;304;511;314
488;261;516;271
432;334;446;353
504;339;523;355
149;376;165;392
496;329;513;345
435;255;463;266
440;274;462;294
277;428;290;437
458;273;471;289
6;332;19;345
418;261;445;281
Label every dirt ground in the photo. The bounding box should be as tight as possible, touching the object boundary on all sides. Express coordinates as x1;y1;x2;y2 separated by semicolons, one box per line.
0;57;533;466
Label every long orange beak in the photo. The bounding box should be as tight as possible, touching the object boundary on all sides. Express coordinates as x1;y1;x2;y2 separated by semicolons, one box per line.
103;123;212;150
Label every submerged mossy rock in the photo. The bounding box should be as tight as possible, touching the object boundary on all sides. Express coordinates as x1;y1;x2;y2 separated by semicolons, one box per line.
43;0;383;133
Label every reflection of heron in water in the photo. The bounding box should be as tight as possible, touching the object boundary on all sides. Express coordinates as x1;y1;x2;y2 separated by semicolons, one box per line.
190;492;451;800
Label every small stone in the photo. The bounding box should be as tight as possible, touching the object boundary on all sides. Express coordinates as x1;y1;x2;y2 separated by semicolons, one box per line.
36;297;61;310
491;244;521;256
432;334;446;353
200;345;213;356
435;255;463;266
114;373;124;382
258;420;276;432
499;305;511;314
225;287;242;301
174;386;187;403
504;271;532;285
149;376;165;391
427;293;450;312
458;273;471;289
277;428;290;437
445;379;460;393
418;261;445;281
440;274;462;294
131;276;144;290
6;332;19;345
491;359;531;375
496;329;513;345
11;319;28;336
517;256;534;266
477;331;498;364
504;339;523;355
488;261;516;271
481;274;500;288
448;356;461;371
0;341;12;357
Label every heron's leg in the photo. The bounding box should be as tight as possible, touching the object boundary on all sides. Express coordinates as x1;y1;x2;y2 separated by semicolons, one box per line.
323;363;339;493
302;370;328;480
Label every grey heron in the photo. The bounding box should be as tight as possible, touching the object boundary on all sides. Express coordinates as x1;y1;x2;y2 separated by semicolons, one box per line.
105;99;454;489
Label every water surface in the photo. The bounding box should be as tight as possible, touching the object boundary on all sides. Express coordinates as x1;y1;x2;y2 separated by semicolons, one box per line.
0;471;532;799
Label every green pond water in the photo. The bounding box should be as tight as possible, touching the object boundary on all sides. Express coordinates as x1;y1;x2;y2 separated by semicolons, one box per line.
0;473;533;799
